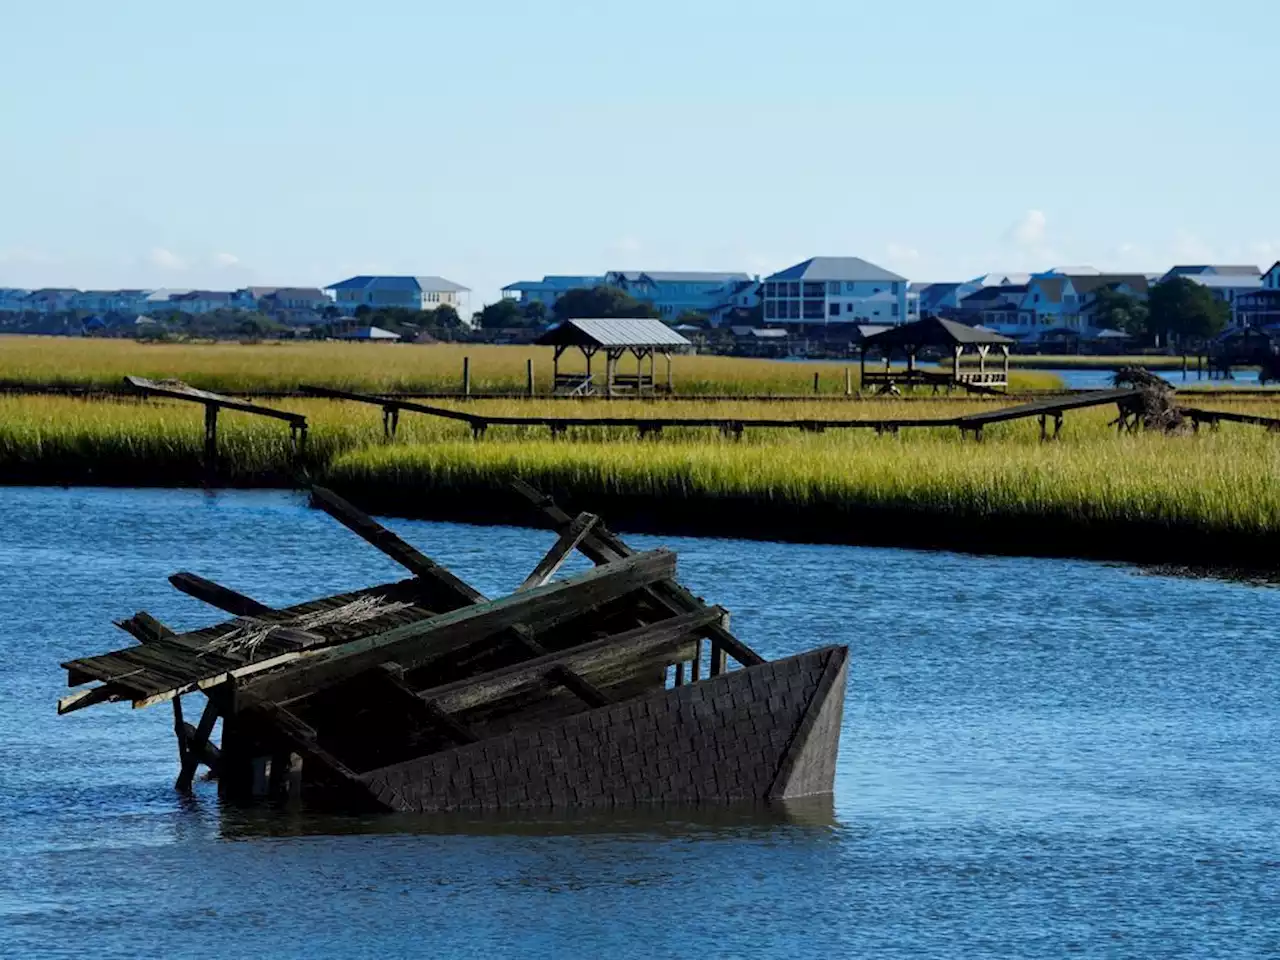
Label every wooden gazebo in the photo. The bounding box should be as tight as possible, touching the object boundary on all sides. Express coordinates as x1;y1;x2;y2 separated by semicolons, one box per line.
861;317;1014;393
537;318;691;397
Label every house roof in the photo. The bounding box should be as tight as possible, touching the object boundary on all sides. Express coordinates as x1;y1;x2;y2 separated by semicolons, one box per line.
864;316;1013;350
1184;274;1262;290
262;287;329;299
1029;278;1066;303
1066;274;1150;295
766;257;906;284
502;276;603;292
536;317;691;349
608;271;751;285
326;275;470;293
970;272;1032;287
1166;264;1261;278
339;325;401;340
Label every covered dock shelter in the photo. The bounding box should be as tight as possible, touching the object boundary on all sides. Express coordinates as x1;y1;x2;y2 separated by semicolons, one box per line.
861;317;1014;393
537;318;691;397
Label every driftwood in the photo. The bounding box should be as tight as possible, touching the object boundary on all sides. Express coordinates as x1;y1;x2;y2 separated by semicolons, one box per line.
58;484;847;812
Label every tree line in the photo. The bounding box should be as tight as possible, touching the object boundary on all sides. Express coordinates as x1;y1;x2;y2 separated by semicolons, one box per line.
1091;277;1231;346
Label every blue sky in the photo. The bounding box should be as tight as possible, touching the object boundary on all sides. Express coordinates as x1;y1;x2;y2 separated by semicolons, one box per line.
2;0;1277;306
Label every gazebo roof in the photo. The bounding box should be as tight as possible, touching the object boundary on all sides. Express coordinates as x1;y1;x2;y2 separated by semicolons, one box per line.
864;316;1014;350
536;317;691;350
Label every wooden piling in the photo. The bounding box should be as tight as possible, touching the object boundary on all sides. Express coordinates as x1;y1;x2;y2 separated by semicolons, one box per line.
203;404;218;486
527;357;535;397
463;356;471;397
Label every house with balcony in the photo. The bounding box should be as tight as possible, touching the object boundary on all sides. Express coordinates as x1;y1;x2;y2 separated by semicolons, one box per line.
1160;265;1262;328
501;276;604;310
166;290;256;314
250;287;334;323
956;284;1031;333
761;257;908;326
1018;273;1148;334
325;276;470;315
602;271;755;322
1235;262;1280;328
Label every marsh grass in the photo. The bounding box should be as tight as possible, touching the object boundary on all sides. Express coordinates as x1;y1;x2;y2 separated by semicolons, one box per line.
4;392;1280;562
0;335;1061;394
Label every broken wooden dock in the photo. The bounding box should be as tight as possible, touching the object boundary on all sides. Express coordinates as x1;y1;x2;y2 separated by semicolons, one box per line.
59;483;847;812
303;383;1143;441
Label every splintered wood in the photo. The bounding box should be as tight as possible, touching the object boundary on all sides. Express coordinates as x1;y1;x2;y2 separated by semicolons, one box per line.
58;484;848;812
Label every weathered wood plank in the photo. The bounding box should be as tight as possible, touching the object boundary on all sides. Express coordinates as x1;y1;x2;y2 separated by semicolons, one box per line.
169;572;275;617
126;376;307;426
517;512;599;591
419;607;722;715
114;611;180;646
310;486;485;605
57;684;127;714
511;481;766;667
243;549;677;705
176;697;220;791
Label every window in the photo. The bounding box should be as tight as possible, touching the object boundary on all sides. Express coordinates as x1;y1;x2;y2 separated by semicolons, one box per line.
892;282;900;295
829;302;840;316
765;282;777;297
846;303;854;313
873;288;881;295
788;282;801;297
803;282;824;297
891;303;899;317
827;282;840;295
764;301;776;319
845;282;856;293
788;300;801;319
1034;294;1040;303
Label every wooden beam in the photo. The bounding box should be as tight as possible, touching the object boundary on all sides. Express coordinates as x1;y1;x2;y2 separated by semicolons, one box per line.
125;376;306;426
418;607;722;715
249;700;359;783
374;664;477;745
57;683;127;715
548;664;611;708
517;512;599;591
169;572;274;617
176;697;220;791
240;549;678;705
510;481;766;667
310;486;485;604
114;611;178;645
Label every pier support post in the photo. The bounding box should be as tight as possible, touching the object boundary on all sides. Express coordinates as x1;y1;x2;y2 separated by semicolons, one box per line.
813;371;820;394
203;403;218;486
463;356;471;397
844;367;852;396
527;358;535;397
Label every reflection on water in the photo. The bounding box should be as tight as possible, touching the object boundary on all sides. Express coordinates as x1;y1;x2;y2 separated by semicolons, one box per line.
3;488;1279;958
217;796;838;842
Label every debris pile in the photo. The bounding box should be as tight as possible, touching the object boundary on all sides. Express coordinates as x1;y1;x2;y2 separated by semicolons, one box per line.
59;483;848;812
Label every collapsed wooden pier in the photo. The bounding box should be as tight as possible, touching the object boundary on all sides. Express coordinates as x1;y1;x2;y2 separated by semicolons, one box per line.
59;483;848;812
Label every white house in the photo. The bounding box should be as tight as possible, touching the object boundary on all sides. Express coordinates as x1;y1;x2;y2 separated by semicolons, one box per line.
1235;262;1280;328
602;271;755;321
1016;273;1149;334
761;257;908;325
142;289;193;314
325;276;470;315
501;276;604;309
1263;262;1280;291
165;290;256;314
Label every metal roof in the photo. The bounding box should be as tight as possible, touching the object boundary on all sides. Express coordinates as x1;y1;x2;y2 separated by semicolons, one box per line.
536;318;691;349
326;275;470;293
864;317;1013;350
766;257;906;284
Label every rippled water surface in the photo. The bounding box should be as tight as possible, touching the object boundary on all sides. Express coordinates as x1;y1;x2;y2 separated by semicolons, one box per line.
2;488;1278;958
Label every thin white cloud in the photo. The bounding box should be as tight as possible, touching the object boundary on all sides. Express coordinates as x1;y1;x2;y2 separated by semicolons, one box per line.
1007;210;1047;249
609;236;642;256
886;241;920;262
148;247;187;271
213;252;240;268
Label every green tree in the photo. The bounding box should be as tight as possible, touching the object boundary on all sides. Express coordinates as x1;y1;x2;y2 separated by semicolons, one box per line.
552;285;660;322
1148;277;1229;345
521;299;548;325
428;303;463;330
476;298;525;329
1091;287;1150;338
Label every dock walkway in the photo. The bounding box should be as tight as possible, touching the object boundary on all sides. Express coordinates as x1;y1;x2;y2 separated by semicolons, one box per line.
303;384;1143;441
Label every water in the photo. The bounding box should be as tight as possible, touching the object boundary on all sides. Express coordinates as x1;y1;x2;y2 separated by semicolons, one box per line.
2;488;1278;958
1048;367;1261;390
